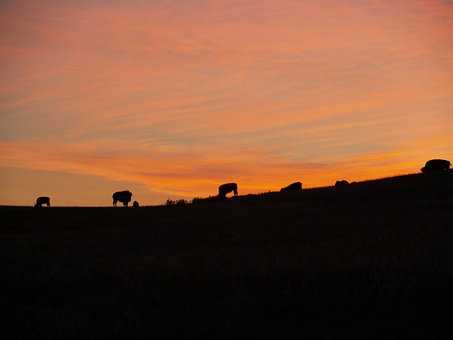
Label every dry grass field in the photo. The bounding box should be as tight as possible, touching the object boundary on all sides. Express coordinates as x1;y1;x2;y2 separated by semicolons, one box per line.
1;173;453;338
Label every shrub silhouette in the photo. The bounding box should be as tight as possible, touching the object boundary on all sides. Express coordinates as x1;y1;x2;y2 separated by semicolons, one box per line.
176;199;188;206
280;182;303;192
192;196;224;204
191;197;203;204
166;199;188;206
112;191;133;207
218;183;238;198
132;201;140;208
34;196;50;208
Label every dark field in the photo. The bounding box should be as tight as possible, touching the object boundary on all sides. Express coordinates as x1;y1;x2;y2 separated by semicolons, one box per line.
2;173;453;338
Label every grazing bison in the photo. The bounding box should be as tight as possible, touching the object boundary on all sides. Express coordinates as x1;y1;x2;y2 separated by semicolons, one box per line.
218;183;238;198
132;200;140;208
421;159;451;174
112;190;133;207
280;182;302;192
34;196;50;208
335;180;350;188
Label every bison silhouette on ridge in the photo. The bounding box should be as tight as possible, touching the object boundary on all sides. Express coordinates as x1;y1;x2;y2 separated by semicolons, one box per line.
218;183;238;198
34;196;50;208
335;180;350;188
112;190;133;207
421;159;451;174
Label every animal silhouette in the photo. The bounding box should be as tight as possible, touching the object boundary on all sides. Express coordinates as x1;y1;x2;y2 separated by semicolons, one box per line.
280;182;303;192
112;190;133;207
132;200;140;208
421;159;451;173
335;180;350;188
34;196;50;208
218;183;238;198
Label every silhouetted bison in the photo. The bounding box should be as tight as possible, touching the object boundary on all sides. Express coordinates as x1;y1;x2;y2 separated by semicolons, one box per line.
132;200;140;208
335;180;350;188
218;183;238;198
280;182;302;192
421;159;451;174
112;190;133;207
34;196;50;208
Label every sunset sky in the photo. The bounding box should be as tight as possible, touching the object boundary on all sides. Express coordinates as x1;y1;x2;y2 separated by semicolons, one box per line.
1;0;452;206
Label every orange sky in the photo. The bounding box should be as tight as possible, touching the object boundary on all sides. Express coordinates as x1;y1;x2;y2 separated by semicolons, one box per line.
1;0;452;206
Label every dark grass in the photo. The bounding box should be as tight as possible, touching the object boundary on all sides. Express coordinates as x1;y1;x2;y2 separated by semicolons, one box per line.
2;173;453;338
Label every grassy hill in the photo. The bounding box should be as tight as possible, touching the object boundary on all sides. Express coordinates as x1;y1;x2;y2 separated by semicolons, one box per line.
1;173;453;338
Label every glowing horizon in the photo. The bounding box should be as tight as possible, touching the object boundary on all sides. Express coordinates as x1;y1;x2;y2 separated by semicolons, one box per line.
1;0;452;206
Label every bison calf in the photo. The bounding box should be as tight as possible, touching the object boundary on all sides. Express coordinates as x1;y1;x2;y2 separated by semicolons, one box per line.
34;196;50;208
